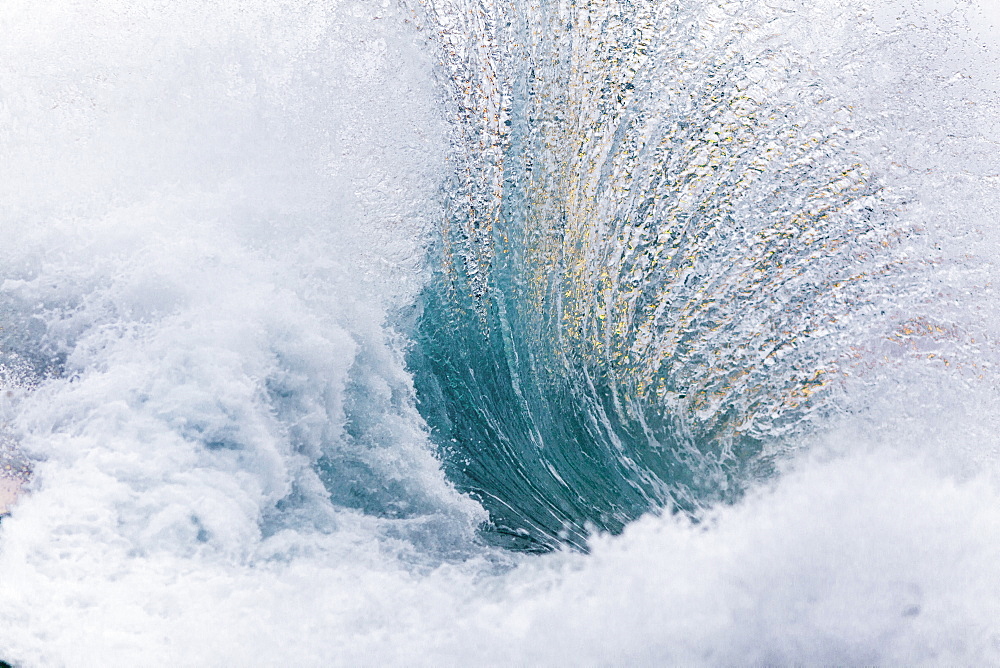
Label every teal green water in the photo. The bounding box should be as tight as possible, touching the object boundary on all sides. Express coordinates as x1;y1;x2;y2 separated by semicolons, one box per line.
407;0;909;551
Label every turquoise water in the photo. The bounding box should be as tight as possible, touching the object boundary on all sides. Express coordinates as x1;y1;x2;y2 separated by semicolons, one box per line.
0;0;999;665
410;0;925;551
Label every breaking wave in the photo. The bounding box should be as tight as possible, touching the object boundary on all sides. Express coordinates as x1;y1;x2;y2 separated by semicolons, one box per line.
1;0;999;664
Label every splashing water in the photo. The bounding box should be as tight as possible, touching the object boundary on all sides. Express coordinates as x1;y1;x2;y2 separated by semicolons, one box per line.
1;0;1000;665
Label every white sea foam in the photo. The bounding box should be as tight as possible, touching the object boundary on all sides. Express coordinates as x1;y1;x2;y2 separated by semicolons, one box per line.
0;0;999;665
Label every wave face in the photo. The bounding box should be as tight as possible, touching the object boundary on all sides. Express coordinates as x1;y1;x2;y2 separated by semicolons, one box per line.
2;0;1000;665
409;0;925;550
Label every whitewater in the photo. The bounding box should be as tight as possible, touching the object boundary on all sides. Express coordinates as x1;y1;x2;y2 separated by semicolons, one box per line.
1;0;1000;664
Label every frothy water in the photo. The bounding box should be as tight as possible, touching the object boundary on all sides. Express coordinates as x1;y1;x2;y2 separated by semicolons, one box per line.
1;0;1000;665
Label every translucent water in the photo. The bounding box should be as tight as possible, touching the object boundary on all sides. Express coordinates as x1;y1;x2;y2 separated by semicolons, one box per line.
1;0;999;665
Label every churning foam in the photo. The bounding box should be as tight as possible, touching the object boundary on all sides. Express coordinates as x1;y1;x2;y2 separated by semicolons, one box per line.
0;0;998;665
